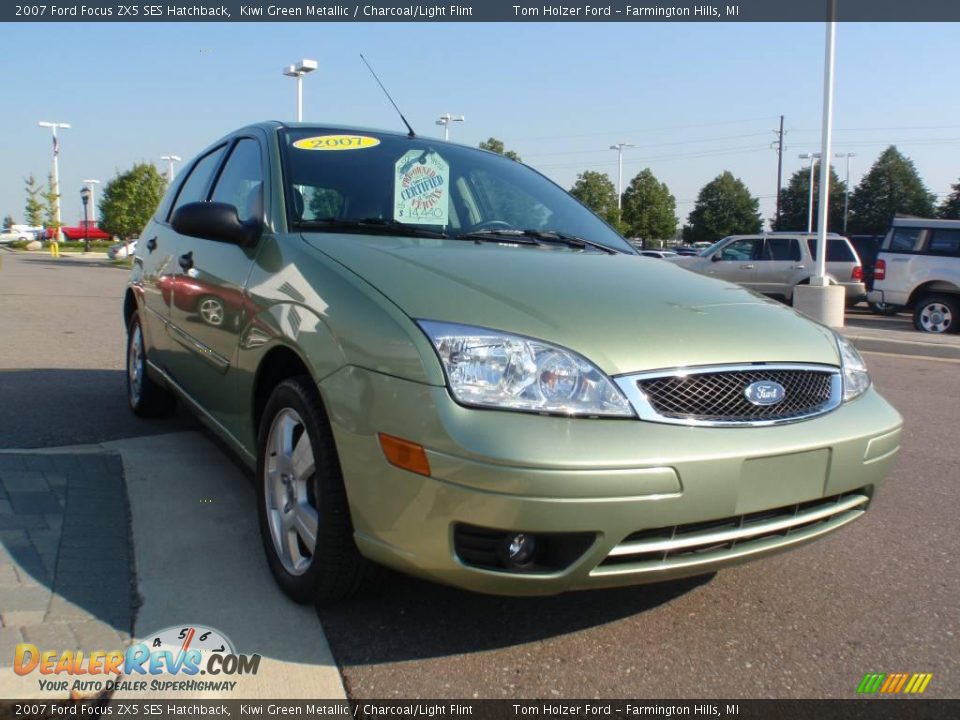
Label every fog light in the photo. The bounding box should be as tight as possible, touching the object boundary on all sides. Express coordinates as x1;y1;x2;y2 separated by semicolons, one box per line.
500;533;537;567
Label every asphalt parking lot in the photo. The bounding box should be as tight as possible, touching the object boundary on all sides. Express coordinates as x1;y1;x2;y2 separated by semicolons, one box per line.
1;249;957;699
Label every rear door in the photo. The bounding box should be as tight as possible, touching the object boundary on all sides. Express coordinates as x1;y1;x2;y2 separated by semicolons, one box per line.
756;236;804;298
166;136;265;429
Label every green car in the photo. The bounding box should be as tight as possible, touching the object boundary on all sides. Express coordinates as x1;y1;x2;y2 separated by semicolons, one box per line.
123;122;902;604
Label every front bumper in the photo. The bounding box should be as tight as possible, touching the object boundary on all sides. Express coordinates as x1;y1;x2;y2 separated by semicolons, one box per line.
320;367;902;596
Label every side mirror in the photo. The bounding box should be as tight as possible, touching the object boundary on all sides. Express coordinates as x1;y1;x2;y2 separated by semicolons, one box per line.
171;202;261;247
711;253;722;262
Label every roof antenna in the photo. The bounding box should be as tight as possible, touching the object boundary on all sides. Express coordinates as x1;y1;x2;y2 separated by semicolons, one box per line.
360;53;416;138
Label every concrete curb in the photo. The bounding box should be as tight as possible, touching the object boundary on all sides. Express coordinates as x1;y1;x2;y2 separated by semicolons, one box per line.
841;328;960;361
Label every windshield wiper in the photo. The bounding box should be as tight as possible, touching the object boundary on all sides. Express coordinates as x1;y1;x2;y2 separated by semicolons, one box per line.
455;228;619;254
297;217;449;239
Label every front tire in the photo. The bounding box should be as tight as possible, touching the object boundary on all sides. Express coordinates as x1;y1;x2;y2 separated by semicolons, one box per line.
256;377;370;606
126;312;177;417
913;294;958;334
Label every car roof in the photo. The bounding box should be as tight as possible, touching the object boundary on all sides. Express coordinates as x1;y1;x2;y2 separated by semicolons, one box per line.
891;216;960;229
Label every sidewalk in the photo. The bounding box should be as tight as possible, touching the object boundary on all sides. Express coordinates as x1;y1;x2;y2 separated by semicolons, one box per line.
0;452;133;697
0;433;346;701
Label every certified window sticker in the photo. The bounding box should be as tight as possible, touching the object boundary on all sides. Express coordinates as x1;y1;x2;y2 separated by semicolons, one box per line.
292;134;381;151
394;150;449;225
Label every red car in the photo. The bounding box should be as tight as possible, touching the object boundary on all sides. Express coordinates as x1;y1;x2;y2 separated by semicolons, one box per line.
48;221;112;241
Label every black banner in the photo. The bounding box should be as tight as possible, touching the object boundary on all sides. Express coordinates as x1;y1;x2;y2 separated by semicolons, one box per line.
4;0;960;23
2;700;959;720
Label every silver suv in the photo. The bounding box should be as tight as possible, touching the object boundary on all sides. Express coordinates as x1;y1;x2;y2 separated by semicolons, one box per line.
671;232;866;305
868;217;960;333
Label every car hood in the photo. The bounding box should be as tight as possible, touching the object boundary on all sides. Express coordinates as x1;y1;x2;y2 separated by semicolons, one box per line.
302;234;841;374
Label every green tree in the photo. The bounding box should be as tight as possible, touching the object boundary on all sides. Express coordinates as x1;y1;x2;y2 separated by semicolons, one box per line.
772;165;847;232
938;178;960;220
682;171;761;244
24;175;45;227
479;137;522;162
43;173;60;231
621;168;677;242
848;146;936;234
569;170;619;227
100;163;167;241
2;215;14;231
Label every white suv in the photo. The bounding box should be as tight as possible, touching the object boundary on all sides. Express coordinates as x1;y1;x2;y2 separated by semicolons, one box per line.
868;217;960;333
671;232;866;305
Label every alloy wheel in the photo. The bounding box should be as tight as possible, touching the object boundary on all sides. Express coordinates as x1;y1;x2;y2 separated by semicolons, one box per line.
263;408;319;576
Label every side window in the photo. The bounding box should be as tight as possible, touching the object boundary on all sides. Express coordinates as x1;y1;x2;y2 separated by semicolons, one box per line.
765;237;801;261
719;239;760;261
211;139;263;222
927;229;960;257
169;146;227;218
807;239;856;262
885;228;927;253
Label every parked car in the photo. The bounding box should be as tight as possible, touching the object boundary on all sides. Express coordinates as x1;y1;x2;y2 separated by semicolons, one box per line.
0;229;30;244
670;232;866;305
50;221;112;242
123;122;901;605
640;250;679;259
868;216;960;333
672;246;700;256
108;239;138;260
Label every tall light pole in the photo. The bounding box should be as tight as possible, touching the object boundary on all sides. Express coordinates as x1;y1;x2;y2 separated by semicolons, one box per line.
609;143;635;213
160;155;181;182
435;113;465;141
38;121;70;247
80;186;91;253
82;179;100;224
283;58;318;121
798;152;822;233
836;152;855;234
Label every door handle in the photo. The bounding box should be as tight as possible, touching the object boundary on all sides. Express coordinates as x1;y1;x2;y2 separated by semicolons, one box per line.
146;236;157;252
740;264;755;269
178;251;194;271
791;264;806;269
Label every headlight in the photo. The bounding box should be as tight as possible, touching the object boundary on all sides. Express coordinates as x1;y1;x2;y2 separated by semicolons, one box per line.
418;321;635;417
836;334;870;401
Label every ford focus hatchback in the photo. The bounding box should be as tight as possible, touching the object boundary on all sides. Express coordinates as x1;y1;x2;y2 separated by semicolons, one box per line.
123;123;902;604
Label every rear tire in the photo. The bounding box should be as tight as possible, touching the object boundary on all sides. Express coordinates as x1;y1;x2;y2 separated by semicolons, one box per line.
256;376;370;606
913;294;958;334
126;312;177;417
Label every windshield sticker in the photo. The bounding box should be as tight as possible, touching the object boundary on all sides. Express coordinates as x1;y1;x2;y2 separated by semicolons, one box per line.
292;134;381;151
394;150;449;225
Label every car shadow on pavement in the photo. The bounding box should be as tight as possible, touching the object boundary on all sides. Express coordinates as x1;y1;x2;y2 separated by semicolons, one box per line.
0;369;197;449
318;570;714;664
15;255;128;270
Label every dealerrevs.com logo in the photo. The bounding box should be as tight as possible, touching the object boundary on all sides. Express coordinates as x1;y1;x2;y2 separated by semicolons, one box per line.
14;625;260;694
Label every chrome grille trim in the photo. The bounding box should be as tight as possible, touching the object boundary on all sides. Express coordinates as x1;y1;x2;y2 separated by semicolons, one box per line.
614;363;842;427
594;491;869;575
607;493;868;558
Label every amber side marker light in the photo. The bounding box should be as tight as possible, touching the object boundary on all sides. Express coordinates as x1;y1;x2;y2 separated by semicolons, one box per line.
378;433;431;476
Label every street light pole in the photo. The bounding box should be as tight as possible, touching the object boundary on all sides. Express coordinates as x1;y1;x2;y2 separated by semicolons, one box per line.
609;143;635;213
38;121;70;254
836;152;855;234
82;179;100;224
814;16;837;284
160;155;181;182
80;186;91;253
435;113;465;141
283;59;318;121
799;152;822;233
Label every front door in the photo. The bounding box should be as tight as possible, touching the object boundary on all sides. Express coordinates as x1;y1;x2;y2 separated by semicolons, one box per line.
166;137;265;438
705;238;762;290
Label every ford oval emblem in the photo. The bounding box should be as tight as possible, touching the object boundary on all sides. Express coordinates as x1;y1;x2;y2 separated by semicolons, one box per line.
744;380;786;406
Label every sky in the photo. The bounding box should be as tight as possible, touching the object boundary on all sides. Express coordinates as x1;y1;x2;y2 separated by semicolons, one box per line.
2;21;958;229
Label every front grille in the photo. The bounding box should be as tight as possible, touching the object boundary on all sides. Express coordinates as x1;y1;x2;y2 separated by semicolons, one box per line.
636;367;837;424
596;490;868;572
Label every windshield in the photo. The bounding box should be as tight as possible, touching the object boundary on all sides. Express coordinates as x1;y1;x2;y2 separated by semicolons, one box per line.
278;128;633;253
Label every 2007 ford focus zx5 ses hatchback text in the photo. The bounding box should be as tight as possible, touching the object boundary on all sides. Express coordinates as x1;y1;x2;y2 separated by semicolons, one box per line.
123;122;902;605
